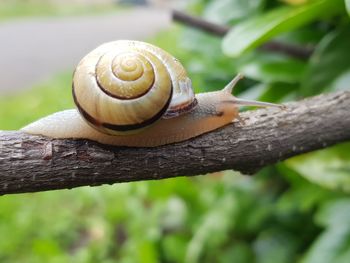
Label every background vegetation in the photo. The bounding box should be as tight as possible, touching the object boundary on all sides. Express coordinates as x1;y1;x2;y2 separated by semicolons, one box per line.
1;0;350;262
0;0;122;20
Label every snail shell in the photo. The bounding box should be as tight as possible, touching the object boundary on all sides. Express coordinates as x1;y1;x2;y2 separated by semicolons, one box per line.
73;40;197;135
22;41;284;147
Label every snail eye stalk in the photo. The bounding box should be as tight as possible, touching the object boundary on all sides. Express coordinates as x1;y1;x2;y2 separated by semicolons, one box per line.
222;73;284;109
233;98;284;108
222;73;244;94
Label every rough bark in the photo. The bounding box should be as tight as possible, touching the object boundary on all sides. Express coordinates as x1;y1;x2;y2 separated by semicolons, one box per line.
0;91;349;195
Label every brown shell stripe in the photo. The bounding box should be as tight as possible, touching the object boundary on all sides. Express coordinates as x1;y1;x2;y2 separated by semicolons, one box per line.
72;84;173;132
95;75;155;100
95;57;156;100
163;98;198;118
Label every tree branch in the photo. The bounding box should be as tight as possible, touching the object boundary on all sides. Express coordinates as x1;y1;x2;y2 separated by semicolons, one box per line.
172;10;314;60
172;9;230;36
1;91;349;195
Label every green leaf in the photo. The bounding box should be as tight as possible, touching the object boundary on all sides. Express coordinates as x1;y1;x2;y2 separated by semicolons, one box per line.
285;143;350;193
303;224;350;263
258;82;297;102
331;69;350;91
276;163;339;213
276;180;333;214
179;29;240;93
203;0;264;24
346;0;350;17
315;199;350;227
302;199;350;263
222;0;344;57
162;234;187;263
301;26;350;96
239;53;306;83
220;242;255;263
236;82;297;105
253;228;298;263
185;194;237;263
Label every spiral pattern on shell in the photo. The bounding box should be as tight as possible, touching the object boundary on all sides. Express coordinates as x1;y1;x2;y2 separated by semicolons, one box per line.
73;40;195;135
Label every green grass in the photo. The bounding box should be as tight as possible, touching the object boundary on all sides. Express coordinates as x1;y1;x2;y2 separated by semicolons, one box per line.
0;1;125;21
0;72;73;130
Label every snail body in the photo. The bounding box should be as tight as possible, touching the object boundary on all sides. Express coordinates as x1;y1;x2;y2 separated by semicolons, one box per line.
22;40;283;147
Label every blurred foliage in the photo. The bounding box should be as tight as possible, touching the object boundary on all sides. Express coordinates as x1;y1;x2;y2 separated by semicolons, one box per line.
222;0;344;57
0;0;123;21
0;73;73;130
1;0;350;262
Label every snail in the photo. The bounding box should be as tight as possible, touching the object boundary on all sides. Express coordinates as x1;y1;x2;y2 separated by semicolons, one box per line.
22;40;283;147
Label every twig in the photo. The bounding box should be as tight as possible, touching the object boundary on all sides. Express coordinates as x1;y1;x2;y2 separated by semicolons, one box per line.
0;91;349;195
261;41;313;60
172;10;314;60
172;9;230;36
